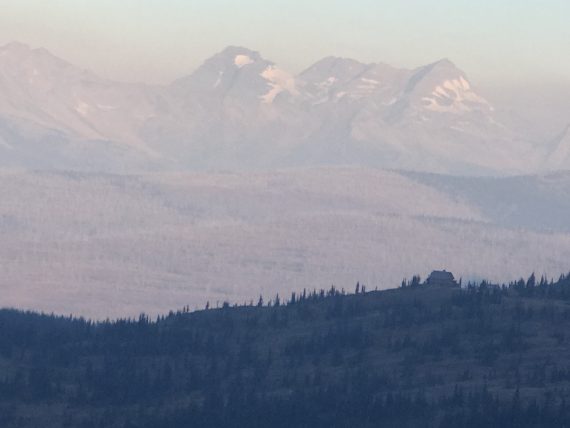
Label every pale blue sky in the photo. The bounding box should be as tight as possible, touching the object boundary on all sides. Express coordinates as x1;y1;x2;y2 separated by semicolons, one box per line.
0;0;569;85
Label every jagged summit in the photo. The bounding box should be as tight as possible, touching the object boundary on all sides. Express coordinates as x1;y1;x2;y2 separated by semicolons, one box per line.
0;41;71;66
218;45;262;60
170;45;297;107
399;57;492;116
171;46;270;91
427;57;458;69
300;56;368;77
202;45;266;70
0;41;50;57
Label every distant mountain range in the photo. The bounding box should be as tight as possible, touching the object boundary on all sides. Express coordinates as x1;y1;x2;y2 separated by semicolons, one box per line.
0;42;567;174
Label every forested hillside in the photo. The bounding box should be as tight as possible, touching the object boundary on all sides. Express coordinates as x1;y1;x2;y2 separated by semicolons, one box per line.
2;274;570;427
3;168;570;319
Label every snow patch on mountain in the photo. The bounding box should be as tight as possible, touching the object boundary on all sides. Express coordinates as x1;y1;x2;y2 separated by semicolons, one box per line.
422;77;492;114
213;71;224;88
260;66;298;103
234;54;254;68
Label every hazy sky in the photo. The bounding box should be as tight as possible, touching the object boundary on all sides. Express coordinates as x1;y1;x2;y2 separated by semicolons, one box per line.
1;0;569;86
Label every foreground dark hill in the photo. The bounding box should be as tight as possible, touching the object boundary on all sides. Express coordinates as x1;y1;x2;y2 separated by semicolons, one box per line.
2;274;570;427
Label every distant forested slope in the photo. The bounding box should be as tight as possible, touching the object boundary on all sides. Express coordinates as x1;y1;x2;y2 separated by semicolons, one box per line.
2;274;570;427
3;168;570;319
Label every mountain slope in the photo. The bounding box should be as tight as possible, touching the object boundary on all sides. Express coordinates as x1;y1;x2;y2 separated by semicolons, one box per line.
0;42;168;171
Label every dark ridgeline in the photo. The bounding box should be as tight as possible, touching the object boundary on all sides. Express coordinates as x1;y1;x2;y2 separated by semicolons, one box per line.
1;273;570;427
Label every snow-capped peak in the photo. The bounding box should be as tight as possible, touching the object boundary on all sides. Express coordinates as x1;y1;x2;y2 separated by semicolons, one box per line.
217;46;262;64
234;54;254;68
170;46;268;95
402;59;493;115
170;46;301;106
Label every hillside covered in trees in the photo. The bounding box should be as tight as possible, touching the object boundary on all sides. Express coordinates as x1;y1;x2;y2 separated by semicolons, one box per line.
2;273;570;427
